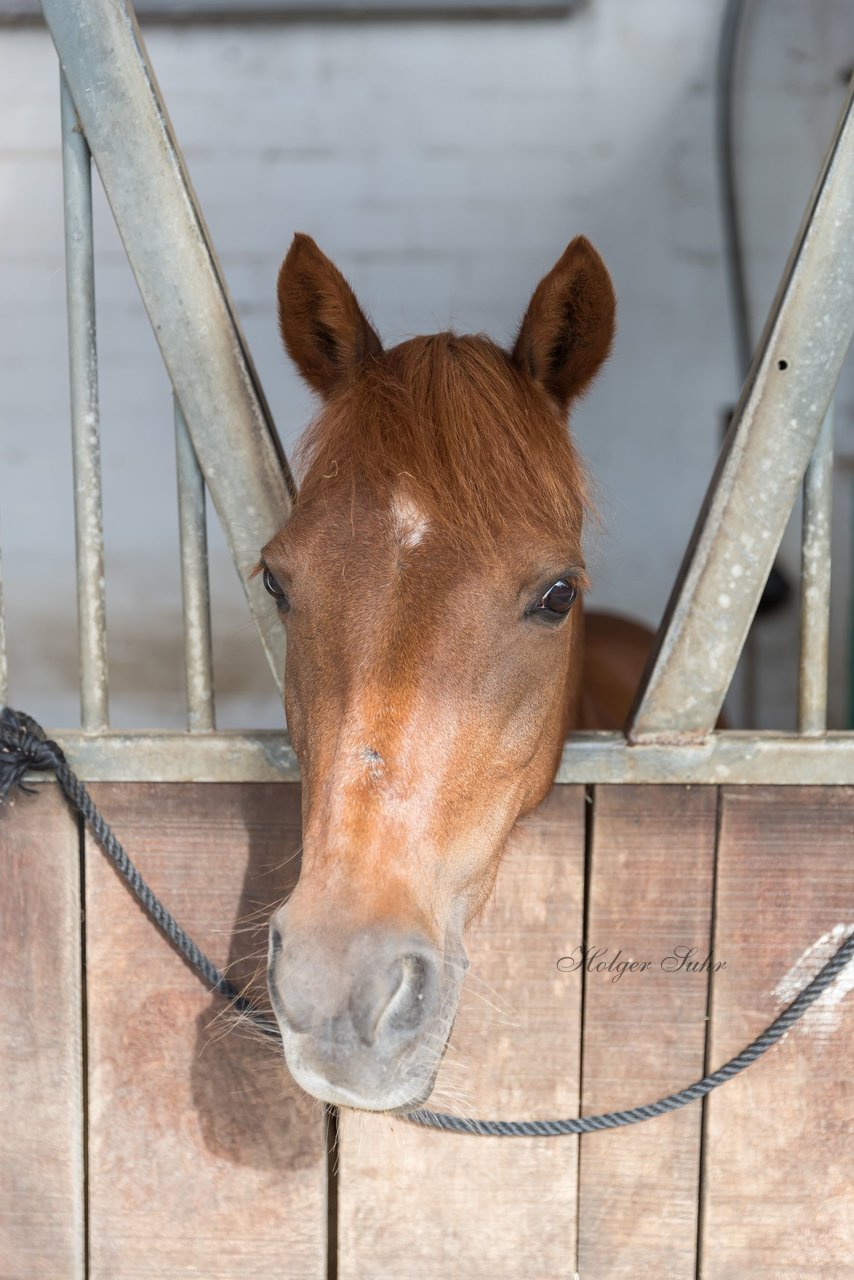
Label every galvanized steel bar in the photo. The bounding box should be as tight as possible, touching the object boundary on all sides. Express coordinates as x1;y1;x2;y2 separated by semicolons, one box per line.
801;417;836;717
798;409;834;734
27;729;854;786
553;731;854;786
175;398;215;732
61;71;109;733
629;76;854;742
0;542;8;709
43;0;292;696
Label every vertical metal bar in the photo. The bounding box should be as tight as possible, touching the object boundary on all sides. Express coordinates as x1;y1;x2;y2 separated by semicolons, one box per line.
44;0;291;695
61;72;109;732
175;397;215;733
850;475;854;730
798;408;834;734
0;540;8;710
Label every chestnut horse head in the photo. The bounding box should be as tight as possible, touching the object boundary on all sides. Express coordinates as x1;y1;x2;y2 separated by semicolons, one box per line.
264;233;615;1111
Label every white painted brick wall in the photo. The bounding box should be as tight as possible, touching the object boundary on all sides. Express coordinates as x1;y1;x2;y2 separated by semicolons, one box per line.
1;0;852;730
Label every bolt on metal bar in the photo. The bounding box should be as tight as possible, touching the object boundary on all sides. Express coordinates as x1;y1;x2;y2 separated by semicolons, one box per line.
798;408;834;734
629;74;854;742
174;397;215;733
60;71;109;733
43;0;292;696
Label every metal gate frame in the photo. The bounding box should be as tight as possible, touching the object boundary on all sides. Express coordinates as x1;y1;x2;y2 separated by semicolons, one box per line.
2;0;854;784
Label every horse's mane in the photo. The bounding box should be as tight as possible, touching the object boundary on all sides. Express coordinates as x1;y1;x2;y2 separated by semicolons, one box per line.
295;332;590;559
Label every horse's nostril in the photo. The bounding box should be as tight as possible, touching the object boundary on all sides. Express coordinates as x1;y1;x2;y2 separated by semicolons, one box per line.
386;954;429;1032
270;926;283;957
350;948;437;1048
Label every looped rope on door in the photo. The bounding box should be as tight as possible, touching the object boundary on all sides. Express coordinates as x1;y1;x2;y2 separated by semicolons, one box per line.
0;706;275;1035
2;703;852;1138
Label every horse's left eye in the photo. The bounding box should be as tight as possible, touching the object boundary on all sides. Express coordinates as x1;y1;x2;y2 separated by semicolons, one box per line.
535;579;578;617
263;567;289;607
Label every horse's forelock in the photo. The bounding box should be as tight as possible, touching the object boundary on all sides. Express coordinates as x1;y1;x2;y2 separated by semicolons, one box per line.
293;332;590;557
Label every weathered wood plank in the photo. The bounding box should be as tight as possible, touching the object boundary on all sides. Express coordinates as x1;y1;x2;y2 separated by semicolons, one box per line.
701;785;854;1278
84;783;326;1279
337;785;586;1280
0;784;85;1279
577;784;718;1279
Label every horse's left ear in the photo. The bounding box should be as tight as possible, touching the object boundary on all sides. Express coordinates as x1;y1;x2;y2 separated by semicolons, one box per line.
512;236;616;414
277;233;383;398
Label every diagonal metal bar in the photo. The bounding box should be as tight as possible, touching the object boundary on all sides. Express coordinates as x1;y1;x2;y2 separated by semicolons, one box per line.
629;75;854;742
41;0;293;696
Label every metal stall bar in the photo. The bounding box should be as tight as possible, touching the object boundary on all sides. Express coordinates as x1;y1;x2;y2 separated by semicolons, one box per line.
41;728;854;786
0;543;8;710
42;0;293;696
61;71;109;732
798;409;834;734
174;399;215;733
629;75;854;742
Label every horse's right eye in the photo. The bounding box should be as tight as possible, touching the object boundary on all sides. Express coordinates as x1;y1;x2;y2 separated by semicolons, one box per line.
263;567;289;608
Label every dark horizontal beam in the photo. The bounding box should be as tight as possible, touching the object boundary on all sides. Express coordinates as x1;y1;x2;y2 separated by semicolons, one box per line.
5;0;581;24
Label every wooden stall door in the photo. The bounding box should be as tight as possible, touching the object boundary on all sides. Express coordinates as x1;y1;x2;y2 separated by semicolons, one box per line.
3;780;851;1278
337;785;587;1280
700;785;854;1278
573;784;852;1279
83;783;327;1280
577;784;717;1279
0;784;85;1280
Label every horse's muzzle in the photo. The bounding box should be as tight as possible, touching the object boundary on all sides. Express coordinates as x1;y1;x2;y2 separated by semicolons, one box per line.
267;914;461;1111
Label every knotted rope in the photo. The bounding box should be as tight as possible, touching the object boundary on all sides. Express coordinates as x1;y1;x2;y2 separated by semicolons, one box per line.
2;704;851;1137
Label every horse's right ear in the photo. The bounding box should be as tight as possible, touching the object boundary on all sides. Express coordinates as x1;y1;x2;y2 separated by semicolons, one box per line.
512;236;616;415
277;234;383;398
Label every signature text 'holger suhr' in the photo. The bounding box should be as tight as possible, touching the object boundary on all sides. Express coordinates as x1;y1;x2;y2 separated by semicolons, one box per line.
557;946;727;983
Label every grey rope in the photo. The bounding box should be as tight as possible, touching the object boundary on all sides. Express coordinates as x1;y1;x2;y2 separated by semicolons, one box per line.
407;928;854;1134
0;706;278;1037
2;704;851;1137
